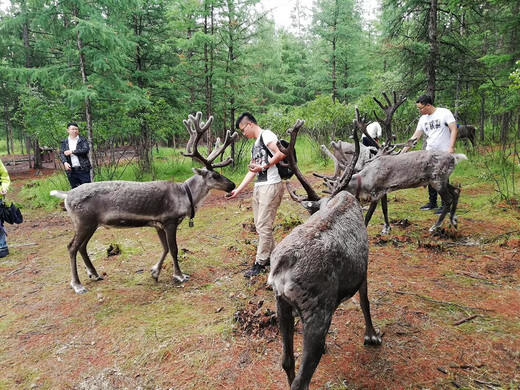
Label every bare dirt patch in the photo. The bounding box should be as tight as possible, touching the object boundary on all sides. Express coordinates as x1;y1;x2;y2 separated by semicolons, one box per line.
1;165;519;389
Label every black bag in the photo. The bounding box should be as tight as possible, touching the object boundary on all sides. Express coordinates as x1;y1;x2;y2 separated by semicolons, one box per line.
0;199;23;225
259;134;296;180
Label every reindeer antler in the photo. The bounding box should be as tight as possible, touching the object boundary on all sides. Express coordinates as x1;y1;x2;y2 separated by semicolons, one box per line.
277;120;322;203
329;107;362;198
319;144;345;178
182;112;238;169
373;91;407;147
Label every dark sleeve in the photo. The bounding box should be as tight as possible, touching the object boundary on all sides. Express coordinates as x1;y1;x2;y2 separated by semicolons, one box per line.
74;137;90;157
59;139;69;164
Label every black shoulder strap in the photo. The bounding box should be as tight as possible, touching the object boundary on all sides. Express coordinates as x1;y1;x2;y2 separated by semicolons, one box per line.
259;132;273;158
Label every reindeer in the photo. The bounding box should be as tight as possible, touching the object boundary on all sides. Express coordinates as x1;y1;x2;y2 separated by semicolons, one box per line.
320;93;408;234
268;116;381;390
50;112;237;294
322;92;466;234
344;150;467;233
457;124;476;147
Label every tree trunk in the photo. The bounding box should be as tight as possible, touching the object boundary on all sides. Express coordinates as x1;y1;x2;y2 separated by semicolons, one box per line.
22;7;39;168
426;0;438;102
133;13;153;176
19;125;25;155
3;101;11;155
331;0;338;104
34;138;42;169
479;94;485;141
500;112;510;144
74;7;95;181
204;1;214;152
138;119;153;176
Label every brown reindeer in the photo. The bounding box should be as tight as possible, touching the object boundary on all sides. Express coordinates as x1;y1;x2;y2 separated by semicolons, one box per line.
50;112;237;293
268;115;381;390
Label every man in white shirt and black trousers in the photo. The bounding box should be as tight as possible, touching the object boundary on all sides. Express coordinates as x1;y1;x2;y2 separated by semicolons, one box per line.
404;95;459;214
59;122;92;189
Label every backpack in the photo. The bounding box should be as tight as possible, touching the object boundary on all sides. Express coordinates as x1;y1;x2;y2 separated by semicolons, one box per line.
259;133;296;180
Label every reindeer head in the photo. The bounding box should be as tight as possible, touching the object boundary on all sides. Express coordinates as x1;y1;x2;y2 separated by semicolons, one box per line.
280;115;361;214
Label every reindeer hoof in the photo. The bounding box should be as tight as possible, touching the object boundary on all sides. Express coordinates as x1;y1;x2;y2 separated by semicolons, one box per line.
380;226;391;235
151;269;160;282
429;225;441;233
364;330;382;346
70;282;88;294
88;274;104;281
450;216;458;229
173;274;190;283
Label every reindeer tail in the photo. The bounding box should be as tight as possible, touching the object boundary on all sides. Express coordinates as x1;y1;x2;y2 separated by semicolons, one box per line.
50;190;69;200
453;153;468;165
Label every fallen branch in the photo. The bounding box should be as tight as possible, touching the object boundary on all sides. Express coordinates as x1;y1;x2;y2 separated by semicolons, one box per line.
9;243;38;248
453;315;478;326
394;291;493;312
456;271;501;286
474;379;501;388
7;266;26;276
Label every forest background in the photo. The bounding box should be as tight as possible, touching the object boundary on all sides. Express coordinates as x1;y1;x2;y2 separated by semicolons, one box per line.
0;0;519;184
1;2;520;389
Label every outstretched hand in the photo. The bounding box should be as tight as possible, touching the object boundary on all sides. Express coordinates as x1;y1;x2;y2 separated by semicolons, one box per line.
225;189;238;200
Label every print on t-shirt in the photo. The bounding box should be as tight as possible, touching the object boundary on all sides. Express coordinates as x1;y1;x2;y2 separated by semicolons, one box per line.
252;142;268;182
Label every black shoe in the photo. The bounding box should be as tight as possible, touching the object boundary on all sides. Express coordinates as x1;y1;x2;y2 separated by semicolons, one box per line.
244;263;267;278
434;207;444;215
420;203;437;211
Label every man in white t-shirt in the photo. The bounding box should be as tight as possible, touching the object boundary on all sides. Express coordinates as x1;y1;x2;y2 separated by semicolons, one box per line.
226;112;286;278
404;95;458;212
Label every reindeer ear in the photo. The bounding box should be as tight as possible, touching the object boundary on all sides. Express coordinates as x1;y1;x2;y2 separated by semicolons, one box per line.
192;168;205;176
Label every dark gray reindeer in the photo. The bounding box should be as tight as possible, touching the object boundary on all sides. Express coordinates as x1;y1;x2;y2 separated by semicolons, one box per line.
268;118;381;390
50;112;237;294
457;124;476;148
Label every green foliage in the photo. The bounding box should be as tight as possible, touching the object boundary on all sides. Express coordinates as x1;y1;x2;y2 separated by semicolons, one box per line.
1;0;518;182
293;95;352;143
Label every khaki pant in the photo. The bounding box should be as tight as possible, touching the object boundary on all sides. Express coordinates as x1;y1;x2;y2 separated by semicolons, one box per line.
252;182;284;266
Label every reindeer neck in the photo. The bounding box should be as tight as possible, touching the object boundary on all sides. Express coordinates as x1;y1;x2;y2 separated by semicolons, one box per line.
184;175;211;210
347;173;360;195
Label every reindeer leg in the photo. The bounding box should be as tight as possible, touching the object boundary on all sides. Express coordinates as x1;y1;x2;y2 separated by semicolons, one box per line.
151;228;169;282
165;224;190;283
448;184;461;228
380;194;391;235
277;296;296;386
291;309;333;390
358;278;382;345
78;226;103;282
364;200;379;227
429;188;452;232
67;225;97;294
